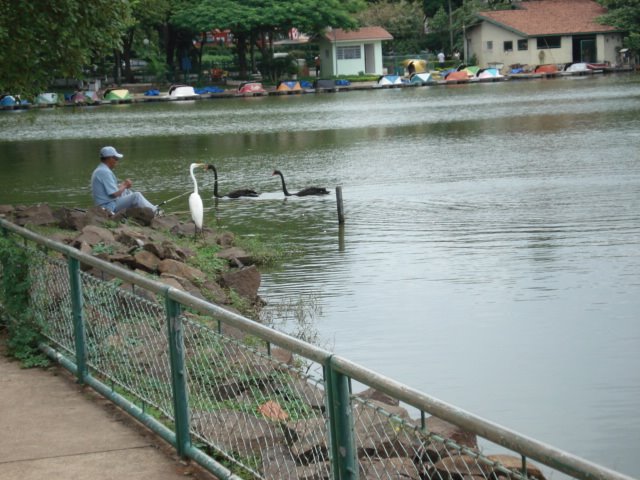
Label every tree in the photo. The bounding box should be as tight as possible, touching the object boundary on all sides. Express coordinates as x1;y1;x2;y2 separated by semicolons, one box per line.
597;0;640;52
170;0;365;78
121;0;172;82
356;0;426;55
0;0;130;96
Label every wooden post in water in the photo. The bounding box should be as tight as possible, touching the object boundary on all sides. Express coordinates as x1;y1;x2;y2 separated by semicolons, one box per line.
336;186;345;224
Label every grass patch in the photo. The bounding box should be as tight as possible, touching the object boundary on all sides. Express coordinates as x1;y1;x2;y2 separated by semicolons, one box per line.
234;234;292;267
187;243;228;277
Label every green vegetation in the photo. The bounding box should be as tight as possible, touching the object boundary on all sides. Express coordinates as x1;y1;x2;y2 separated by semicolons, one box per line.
92;242;116;256
234;234;290;267
598;0;640;52
187;243;227;277
0;235;49;367
0;0;128;97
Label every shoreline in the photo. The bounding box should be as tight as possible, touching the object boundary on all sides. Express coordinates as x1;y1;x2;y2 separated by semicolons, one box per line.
2;65;636;111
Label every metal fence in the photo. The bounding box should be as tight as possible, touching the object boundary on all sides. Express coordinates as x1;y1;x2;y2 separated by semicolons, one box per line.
0;217;635;480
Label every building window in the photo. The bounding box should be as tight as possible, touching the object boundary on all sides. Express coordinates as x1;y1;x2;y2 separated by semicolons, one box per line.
336;46;361;60
504;41;513;52
537;36;561;49
485;41;493;50
518;39;528;51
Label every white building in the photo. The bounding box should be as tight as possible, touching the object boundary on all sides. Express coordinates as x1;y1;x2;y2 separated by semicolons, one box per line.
466;0;624;69
317;26;393;77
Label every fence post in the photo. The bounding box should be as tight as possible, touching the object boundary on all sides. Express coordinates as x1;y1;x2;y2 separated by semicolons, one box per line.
165;294;191;457
325;359;358;479
68;257;88;384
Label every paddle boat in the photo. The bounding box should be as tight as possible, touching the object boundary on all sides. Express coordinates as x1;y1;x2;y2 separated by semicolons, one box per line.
35;92;59;105
169;84;199;99
409;73;433;85
276;80;303;93
377;75;408;87
104;88;133;102
237;82;267;96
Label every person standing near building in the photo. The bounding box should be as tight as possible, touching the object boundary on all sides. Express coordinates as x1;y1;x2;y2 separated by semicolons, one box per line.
315;56;321;77
91;146;158;215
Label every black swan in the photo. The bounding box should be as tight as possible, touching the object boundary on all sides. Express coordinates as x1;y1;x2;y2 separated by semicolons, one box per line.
272;170;330;197
207;165;259;198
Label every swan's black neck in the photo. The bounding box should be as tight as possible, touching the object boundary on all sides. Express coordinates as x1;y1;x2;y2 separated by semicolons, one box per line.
276;171;292;196
210;166;223;198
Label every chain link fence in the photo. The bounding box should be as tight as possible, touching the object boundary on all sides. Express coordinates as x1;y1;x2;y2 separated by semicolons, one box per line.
0;219;635;480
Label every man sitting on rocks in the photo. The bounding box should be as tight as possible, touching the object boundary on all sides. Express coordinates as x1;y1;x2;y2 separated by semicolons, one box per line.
91;146;159;215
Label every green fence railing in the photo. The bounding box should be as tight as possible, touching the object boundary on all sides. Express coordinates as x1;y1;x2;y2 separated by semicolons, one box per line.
0;217;636;480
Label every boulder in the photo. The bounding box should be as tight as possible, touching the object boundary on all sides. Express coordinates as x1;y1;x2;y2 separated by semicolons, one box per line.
357;387;399;407
221;265;261;302
133;250;161;272
261;445;299;480
216;231;235;247
283;377;326;412
0;204;15;216
361;457;420;479
122;206;154;226
143;240;191;262
115;227;147;248
217;247;253;266
201;280;230;305
108;253;136;267
352;399;413;458
14;203;56;226
151;215;181;231
427;454;492;480
74;225;116;246
54;207;89;231
286;418;330;464
157;276;184;291
191;410;285;456
414;416;478;464
158;258;206;283
487;455;546;480
84;206;116;226
170;222;192;237
160;273;207;301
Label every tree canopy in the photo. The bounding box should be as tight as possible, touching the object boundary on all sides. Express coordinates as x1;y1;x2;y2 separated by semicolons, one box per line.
597;0;640;51
356;0;426;54
0;0;129;96
170;0;365;77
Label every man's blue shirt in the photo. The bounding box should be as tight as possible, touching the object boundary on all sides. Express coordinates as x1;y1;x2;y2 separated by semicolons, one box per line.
91;163;118;211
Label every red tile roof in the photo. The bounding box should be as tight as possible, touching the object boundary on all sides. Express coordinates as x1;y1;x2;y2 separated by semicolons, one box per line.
323;26;393;42
478;0;621;36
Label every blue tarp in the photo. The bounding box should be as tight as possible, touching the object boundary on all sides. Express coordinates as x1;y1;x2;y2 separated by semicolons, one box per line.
510;68;524;74
300;80;313;88
0;96;16;106
194;86;224;94
335;79;351;86
144;89;160;96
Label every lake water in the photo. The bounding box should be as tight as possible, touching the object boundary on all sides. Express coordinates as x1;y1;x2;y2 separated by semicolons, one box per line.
1;74;639;477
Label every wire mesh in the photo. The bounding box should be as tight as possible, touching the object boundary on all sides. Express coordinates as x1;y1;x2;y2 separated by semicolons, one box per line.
28;248;75;358
0;227;621;480
184;316;332;479
351;394;544;480
80;272;173;418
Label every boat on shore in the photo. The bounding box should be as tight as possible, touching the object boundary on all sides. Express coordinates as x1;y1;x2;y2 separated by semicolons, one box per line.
169;84;199;99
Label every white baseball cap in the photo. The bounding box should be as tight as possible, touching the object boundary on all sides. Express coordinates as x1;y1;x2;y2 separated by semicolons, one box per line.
100;146;123;159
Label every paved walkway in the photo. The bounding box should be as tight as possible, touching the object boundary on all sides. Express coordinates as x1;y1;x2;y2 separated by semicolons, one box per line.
0;351;216;480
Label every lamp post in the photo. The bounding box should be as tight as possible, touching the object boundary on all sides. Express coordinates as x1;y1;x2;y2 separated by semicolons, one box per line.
143;38;149;83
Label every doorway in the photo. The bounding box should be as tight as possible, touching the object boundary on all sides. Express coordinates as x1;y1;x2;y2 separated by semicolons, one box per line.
572;36;596;63
364;44;375;73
